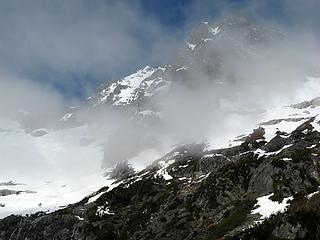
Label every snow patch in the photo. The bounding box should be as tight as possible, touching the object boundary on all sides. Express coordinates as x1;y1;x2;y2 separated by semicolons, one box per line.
114;66;156;105
176;66;188;72
156;159;175;180
202;153;215;158
311;115;320;132
96;204;114;216
76;215;84;221
307;144;317;149
158;66;166;72
252;193;293;221
59;113;73;122
307;191;319;199
185;41;196;51
208;26;220;35
178;164;189;168
202;38;213;42
254;144;293;158
195;173;211;183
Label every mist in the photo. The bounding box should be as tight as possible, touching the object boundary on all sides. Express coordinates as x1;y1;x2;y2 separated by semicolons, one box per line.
95;19;320;169
0;0;320;172
158;29;319;144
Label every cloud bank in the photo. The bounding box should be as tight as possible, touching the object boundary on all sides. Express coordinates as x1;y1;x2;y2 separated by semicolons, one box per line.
0;0;182;99
0;0;320;170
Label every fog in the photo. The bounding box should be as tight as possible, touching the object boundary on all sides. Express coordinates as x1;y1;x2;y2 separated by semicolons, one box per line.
94;29;320;169
0;0;320;172
158;29;319;146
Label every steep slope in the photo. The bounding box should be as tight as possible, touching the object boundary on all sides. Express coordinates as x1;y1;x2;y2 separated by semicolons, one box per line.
1;97;320;239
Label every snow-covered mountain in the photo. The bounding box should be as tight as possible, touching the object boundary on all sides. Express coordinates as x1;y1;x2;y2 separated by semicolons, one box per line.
89;66;169;108
1;15;320;239
86;16;284;112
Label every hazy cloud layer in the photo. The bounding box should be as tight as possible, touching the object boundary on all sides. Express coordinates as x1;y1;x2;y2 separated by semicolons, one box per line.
0;0;320;170
0;0;185;127
96;22;320;168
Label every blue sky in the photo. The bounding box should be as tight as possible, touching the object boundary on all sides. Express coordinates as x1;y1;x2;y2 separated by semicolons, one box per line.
140;0;191;28
0;0;319;100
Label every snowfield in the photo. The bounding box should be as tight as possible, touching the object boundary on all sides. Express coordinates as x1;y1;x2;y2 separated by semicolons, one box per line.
0;118;108;218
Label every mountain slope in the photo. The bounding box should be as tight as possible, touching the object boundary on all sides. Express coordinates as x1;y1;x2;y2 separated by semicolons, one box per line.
1;97;320;239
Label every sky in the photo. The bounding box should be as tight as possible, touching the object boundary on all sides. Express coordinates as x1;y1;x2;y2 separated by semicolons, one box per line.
0;0;319;100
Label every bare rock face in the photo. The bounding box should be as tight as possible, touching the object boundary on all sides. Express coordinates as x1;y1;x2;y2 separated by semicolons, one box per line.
290;97;320;109
0;189;36;197
272;222;306;239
